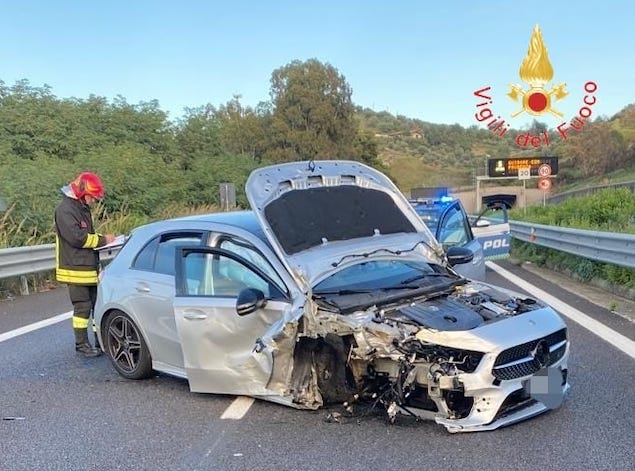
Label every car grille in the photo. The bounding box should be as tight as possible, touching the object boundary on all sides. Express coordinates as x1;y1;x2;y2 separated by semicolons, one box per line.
492;328;567;381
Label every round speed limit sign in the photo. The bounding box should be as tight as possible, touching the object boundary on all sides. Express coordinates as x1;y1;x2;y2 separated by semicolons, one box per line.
538;164;552;177
538;177;552;191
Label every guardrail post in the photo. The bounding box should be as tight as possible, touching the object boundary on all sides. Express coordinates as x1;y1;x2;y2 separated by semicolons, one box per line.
20;275;30;296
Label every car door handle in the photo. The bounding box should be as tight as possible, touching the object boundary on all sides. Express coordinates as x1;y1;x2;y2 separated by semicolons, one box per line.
183;310;208;321
135;284;151;293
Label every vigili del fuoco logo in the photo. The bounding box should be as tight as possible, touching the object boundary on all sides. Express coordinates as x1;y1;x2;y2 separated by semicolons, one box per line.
473;25;597;148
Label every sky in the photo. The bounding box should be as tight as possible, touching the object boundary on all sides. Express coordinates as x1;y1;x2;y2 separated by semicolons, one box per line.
1;1;633;129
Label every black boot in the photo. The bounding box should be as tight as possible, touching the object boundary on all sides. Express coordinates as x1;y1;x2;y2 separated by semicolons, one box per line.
76;342;102;357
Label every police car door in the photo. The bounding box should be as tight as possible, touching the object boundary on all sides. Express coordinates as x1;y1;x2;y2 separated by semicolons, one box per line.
471;202;511;260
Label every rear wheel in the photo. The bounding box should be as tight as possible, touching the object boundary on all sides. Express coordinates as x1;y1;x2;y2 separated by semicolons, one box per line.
104;310;153;380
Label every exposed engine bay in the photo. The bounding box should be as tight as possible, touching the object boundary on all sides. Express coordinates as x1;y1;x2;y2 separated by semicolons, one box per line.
290;283;547;425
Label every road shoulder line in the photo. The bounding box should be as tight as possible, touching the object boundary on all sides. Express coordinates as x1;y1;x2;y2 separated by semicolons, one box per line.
487;261;635;359
0;311;71;343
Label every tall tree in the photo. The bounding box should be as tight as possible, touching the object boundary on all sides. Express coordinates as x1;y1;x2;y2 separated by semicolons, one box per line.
175;104;223;170
267;59;358;161
214;95;269;160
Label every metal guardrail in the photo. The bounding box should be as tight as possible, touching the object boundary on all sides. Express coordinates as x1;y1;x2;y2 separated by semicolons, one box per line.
0;223;634;285
0;244;56;279
0;243;119;283
510;221;635;269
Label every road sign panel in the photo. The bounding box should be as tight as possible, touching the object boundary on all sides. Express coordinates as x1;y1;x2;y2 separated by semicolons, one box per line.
518;167;531;180
487;157;558;177
538;177;552;191
538;164;552;177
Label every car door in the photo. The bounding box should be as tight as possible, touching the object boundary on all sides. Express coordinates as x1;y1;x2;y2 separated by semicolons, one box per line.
126;231;206;371
471;202;511;260
173;245;292;395
437;202;485;280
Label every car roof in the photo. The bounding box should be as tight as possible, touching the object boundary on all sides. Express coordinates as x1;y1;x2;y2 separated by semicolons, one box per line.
132;210;269;245
410;197;461;212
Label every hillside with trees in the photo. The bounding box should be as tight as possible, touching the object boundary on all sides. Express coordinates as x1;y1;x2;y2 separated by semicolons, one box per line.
1;58;634;247
356;105;635;192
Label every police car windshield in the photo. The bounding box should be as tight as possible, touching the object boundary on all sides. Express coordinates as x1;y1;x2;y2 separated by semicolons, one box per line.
412;206;444;232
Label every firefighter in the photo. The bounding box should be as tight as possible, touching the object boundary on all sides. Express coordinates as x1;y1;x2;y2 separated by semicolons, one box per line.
54;172;115;357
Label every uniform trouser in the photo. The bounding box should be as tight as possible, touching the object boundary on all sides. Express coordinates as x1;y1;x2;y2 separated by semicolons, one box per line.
68;284;97;345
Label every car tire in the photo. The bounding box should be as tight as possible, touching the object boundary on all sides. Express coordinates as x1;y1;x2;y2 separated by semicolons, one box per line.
103;310;153;380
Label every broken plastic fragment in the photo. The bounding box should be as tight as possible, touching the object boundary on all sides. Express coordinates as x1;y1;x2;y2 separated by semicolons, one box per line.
324;412;342;423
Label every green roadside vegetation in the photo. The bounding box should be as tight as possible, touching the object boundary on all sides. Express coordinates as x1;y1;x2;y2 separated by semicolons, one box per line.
509;188;635;297
0;59;634;297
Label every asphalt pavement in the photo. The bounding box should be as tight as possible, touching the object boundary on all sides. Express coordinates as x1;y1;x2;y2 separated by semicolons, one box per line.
518;260;635;323
0;262;633;471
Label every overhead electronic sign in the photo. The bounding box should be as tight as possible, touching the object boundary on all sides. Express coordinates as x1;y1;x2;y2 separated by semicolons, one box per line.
487;157;558;178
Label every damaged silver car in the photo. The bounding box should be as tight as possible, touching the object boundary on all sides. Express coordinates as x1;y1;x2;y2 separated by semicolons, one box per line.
94;160;569;433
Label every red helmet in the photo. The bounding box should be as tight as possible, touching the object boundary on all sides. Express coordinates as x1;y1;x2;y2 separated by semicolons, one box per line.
70;172;105;200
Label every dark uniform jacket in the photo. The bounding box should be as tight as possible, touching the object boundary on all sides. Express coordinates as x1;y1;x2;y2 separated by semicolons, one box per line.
54;192;107;285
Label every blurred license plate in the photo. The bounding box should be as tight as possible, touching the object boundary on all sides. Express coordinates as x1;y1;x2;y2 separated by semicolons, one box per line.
523;367;564;410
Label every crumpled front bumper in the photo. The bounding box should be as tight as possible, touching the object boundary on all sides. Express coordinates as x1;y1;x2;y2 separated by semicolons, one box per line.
435;355;570;433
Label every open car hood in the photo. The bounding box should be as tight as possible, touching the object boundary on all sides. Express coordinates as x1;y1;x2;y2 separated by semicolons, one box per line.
246;160;443;284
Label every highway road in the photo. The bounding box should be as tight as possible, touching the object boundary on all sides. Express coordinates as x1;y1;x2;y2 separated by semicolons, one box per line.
1;261;634;471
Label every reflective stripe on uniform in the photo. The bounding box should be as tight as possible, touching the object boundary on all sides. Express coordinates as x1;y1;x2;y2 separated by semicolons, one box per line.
56;268;98;284
83;233;100;249
73;316;90;329
55;238;60;267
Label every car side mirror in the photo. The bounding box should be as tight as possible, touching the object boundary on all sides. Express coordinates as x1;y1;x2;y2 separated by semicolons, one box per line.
236;288;267;316
475;219;490;227
446;246;474;266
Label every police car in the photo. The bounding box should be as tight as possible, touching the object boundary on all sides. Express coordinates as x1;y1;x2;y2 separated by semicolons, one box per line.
410;194;511;280
470;195;513;261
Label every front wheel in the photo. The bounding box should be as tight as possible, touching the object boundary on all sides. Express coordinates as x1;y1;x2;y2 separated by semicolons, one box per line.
104;310;153;380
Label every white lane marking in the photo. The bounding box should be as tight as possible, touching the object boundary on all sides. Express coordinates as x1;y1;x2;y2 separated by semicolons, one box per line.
0;311;255;420
220;396;255;420
10;264;631;417
2;310;257;420
487;261;635;359
0;311;72;343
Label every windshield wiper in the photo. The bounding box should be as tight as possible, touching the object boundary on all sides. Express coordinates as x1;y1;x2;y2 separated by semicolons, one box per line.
313;285;422;297
330;239;442;268
399;272;461;285
313;289;374;296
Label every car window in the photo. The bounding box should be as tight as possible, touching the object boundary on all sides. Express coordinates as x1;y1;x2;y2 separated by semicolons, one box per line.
438;205;470;248
181;251;285;299
471;204;512;261
314;259;439;293
474;206;509;225
133;232;204;275
413;205;443;233
132;236;159;271
218;238;286;293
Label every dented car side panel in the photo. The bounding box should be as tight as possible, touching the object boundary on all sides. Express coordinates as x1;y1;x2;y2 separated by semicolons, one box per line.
173;241;570;432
